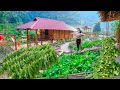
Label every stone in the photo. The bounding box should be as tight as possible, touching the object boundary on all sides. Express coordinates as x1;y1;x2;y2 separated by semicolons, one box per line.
115;56;120;64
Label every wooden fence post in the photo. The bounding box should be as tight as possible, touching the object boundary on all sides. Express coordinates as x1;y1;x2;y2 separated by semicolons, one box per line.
14;35;17;50
35;30;38;45
26;29;29;47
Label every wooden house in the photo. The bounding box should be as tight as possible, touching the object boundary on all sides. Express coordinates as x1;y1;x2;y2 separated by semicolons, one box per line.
16;17;77;47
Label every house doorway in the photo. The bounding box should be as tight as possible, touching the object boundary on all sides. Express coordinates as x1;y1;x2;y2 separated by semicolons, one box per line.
45;30;49;40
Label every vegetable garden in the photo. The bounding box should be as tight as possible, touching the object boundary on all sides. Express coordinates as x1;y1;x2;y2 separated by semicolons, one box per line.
1;35;120;79
1;11;120;79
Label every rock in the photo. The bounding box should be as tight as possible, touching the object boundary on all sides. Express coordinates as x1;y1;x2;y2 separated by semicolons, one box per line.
115;56;120;64
39;70;44;73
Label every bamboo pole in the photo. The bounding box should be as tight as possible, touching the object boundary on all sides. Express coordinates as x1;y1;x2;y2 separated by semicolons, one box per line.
39;29;41;39
35;30;38;45
40;29;42;45
59;30;60;40
64;30;65;39
52;30;53;43
26;29;29;47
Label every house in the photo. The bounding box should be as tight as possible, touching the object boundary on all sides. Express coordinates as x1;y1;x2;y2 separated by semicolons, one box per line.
83;26;92;32
16;17;77;47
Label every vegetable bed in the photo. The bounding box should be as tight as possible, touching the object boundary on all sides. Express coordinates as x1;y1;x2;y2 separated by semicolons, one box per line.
69;40;102;51
37;51;100;79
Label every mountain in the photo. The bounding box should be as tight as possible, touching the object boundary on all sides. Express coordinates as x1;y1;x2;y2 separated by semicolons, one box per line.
26;11;100;27
0;11;100;27
1;11;112;33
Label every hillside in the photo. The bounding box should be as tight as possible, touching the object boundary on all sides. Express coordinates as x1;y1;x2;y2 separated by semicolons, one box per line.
0;11;110;37
0;11;99;26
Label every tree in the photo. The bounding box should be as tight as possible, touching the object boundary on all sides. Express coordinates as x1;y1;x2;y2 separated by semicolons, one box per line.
111;20;120;36
111;20;120;49
93;22;101;33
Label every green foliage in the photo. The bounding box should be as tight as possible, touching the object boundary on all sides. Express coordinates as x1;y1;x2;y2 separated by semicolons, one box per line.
93;37;120;78
37;51;100;79
93;22;101;33
111;20;120;35
0;44;58;79
69;40;102;51
0;42;14;56
0;23;23;40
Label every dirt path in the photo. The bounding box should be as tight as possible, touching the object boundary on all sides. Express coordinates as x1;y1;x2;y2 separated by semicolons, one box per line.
59;42;71;53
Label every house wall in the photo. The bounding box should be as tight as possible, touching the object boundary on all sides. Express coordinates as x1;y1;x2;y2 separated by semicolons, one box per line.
40;30;73;40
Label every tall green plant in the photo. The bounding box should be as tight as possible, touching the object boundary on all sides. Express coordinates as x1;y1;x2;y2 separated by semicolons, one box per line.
93;37;120;78
111;20;120;36
0;44;58;79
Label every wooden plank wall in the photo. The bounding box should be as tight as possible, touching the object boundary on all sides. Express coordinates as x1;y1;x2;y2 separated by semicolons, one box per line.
69;31;73;39
59;30;65;39
48;30;54;39
53;30;74;40
40;29;74;40
64;30;69;39
53;30;59;40
40;29;45;39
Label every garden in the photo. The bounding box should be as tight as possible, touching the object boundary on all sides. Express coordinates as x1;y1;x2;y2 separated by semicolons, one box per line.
0;34;120;79
1;11;120;79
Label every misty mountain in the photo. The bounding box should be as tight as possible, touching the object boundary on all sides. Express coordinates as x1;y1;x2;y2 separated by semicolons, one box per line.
0;11;105;29
23;11;100;27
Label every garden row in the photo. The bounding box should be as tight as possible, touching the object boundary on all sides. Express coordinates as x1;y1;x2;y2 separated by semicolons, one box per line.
69;39;102;51
37;51;100;79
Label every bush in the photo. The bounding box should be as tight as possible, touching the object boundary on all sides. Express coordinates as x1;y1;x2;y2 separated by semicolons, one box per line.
93;37;120;78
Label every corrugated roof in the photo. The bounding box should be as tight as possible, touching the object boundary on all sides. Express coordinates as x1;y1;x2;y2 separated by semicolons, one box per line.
16;17;77;31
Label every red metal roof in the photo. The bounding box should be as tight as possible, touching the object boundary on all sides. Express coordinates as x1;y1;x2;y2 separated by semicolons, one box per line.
16;17;77;31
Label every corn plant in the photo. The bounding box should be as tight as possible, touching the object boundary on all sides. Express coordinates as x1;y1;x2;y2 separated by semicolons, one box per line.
0;43;58;79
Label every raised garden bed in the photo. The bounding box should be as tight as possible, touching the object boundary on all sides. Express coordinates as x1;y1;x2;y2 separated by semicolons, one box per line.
38;72;93;79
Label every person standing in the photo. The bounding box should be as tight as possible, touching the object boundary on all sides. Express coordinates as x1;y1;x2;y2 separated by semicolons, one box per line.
75;28;85;52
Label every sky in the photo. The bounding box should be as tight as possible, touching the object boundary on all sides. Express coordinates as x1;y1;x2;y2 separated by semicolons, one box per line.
79;11;112;31
79;11;100;21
